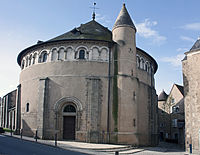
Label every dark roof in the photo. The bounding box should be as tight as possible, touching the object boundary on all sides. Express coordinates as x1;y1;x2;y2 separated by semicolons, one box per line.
48;20;112;42
158;90;168;101
175;98;184;107
17;20;112;66
190;38;200;51
113;4;136;31
175;84;184;96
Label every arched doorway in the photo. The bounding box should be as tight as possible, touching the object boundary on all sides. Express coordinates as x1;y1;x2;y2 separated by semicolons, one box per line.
63;104;76;140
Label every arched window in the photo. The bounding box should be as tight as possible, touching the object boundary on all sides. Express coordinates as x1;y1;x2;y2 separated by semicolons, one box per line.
79;50;85;59
39;51;47;63
29;55;32;66
32;53;37;64
21;60;25;69
26;56;28;67
26;103;29;112
145;62;149;71
136;56;140;68
140;58;144;69
151;66;154;74
63;105;76;113
51;49;57;61
42;52;47;62
66;47;73;60
58;48;65;60
148;63;152;74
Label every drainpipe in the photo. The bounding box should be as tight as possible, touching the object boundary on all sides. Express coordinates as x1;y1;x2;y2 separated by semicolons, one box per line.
107;43;112;143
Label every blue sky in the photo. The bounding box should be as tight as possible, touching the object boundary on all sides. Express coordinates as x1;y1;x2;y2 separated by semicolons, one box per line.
0;0;200;97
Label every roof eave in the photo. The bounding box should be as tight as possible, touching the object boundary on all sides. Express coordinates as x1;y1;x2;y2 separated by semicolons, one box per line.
17;39;114;66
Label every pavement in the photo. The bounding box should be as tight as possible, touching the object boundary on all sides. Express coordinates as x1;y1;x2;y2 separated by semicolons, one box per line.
2;132;195;155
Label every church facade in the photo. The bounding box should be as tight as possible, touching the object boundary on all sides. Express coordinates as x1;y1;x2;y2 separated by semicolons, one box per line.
16;4;158;145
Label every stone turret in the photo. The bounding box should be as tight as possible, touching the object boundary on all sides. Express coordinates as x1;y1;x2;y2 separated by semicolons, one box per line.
111;4;140;145
112;3;137;75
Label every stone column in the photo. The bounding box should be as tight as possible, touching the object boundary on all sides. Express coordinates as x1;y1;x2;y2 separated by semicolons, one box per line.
86;77;102;143
37;78;49;139
15;84;21;134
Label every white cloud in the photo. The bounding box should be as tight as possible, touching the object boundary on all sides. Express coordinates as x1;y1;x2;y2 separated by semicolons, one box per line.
161;54;185;67
96;14;111;24
180;36;195;42
136;19;166;44
176;47;189;52
182;22;200;31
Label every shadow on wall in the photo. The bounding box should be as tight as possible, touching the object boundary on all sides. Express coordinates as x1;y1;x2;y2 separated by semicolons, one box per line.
48;78;62;105
22;119;34;137
183;74;188;96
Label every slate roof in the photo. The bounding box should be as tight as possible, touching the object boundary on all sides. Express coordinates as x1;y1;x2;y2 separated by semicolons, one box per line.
113;3;136;30
158;90;168;101
175;84;184;96
17;20;112;66
190;38;200;51
48;20;112;42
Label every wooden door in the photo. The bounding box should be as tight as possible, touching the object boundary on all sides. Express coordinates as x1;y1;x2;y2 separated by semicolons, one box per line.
63;116;75;140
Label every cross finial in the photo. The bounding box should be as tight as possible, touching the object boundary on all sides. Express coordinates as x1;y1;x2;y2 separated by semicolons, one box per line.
92;2;96;20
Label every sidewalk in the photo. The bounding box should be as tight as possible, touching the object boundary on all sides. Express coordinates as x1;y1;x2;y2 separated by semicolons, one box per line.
2;132;193;155
2;132;137;154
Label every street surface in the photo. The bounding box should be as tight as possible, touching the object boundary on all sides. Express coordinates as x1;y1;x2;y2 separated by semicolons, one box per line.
0;135;86;155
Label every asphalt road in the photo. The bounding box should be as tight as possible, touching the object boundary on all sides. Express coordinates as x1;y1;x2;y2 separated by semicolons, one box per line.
0;135;86;155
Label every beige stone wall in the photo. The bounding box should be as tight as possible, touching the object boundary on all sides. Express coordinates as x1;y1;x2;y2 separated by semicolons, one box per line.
20;53;110;140
18;21;158;146
183;50;200;153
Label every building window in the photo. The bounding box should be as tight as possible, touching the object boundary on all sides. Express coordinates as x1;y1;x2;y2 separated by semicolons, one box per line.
160;123;164;127
51;49;57;61
26;103;29;112
133;118;136;127
79;50;85;59
171;98;175;104
39;51;48;63
140;58;144;69
172;106;179;113
131;69;133;76
21;60;25;69
26;56;28;67
32;54;36;64
172;119;178;127
63;105;76;113
29;55;32;66
58;48;65;60
42;53;47;62
166;133;168;139
136;56;140;68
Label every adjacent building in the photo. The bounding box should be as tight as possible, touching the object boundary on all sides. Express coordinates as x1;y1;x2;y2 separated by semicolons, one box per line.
158;84;184;147
0;90;17;130
182;38;200;153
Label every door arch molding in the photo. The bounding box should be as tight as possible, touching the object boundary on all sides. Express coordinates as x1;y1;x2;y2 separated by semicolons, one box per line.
54;96;83;112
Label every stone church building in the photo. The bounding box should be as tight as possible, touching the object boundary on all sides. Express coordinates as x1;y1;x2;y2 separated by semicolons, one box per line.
15;4;158;145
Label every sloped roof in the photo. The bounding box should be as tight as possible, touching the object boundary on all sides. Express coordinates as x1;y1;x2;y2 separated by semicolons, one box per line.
48;20;112;42
17;20;112;66
190;38;200;51
113;3;136;30
175;84;184;96
158;90;168;101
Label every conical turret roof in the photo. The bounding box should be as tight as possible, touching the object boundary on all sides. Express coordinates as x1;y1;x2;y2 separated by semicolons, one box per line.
113;3;136;30
158;90;168;101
